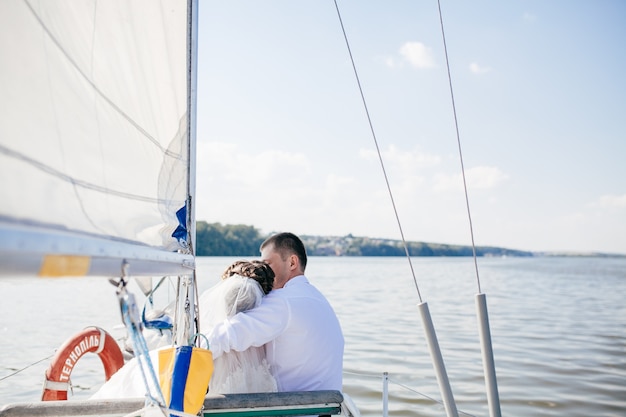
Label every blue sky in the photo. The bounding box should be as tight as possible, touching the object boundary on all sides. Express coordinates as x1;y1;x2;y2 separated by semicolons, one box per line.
194;1;626;254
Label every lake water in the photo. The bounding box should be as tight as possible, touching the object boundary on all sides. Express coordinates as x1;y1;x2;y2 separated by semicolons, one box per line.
1;256;625;416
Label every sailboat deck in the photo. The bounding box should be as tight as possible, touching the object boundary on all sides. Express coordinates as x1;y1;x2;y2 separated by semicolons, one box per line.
0;390;344;417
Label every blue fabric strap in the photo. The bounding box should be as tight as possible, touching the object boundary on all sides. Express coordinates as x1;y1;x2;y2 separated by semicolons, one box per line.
169;346;193;412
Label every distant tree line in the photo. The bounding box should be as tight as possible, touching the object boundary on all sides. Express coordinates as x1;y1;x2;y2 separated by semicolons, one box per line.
196;222;266;256
195;222;535;257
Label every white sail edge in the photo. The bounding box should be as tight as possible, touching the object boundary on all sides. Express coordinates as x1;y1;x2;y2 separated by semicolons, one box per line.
0;221;194;278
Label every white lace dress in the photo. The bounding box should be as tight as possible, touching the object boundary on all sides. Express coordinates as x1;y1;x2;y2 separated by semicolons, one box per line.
199;275;277;394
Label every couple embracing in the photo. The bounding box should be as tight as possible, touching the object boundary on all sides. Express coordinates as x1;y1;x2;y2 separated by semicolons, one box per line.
203;232;344;393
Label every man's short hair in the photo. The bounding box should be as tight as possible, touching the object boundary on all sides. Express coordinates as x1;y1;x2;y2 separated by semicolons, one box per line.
261;232;307;272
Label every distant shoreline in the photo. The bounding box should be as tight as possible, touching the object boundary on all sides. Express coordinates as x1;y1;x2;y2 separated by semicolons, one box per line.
196;222;625;258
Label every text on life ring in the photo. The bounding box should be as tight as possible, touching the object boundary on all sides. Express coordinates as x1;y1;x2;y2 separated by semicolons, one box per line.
58;333;104;381
42;326;124;401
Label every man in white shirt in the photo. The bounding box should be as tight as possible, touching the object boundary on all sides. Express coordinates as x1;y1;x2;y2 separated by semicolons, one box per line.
207;232;344;392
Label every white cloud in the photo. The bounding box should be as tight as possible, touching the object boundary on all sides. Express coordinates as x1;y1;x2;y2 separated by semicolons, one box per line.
432;172;459;192
359;145;441;171
469;62;492;74
399;42;436;69
589;194;626;209
198;141;311;186
326;173;356;189
559;198;626;253
466;166;509;189
433;166;509;192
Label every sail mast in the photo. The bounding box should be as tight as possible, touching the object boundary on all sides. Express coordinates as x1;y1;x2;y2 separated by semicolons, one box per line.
187;0;199;255
172;0;200;347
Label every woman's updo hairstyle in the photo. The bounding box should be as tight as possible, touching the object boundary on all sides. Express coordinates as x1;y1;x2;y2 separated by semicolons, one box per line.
221;260;274;295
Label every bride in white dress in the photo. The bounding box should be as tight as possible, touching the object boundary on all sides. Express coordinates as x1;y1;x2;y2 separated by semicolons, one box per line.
199;260;277;393
91;260;277;398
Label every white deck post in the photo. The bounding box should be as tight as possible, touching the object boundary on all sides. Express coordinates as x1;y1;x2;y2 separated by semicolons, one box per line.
418;302;459;417
476;293;502;417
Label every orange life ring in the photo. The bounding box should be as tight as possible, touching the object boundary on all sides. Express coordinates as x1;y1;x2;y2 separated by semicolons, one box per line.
42;326;124;401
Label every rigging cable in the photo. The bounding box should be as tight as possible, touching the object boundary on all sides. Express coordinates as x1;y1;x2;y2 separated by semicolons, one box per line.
436;2;501;416
113;262;166;408
332;0;422;303
0;354;54;382
333;2;459;416
435;0;481;293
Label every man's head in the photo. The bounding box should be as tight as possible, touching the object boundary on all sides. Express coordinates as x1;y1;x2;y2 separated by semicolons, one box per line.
260;232;307;289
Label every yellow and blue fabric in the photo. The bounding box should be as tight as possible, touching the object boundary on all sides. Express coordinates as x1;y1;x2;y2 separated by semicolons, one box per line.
158;345;213;415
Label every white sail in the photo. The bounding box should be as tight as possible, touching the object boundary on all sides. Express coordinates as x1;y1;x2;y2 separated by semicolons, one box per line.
0;0;195;276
